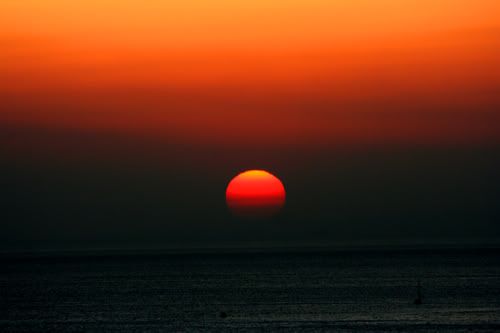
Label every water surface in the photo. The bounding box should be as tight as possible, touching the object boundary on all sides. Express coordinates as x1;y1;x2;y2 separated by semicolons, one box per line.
1;248;499;332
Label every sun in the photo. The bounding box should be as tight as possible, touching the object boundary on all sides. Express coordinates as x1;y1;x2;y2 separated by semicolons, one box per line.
226;170;286;219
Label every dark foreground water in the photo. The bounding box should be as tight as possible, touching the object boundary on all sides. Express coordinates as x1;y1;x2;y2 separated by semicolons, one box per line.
1;248;500;332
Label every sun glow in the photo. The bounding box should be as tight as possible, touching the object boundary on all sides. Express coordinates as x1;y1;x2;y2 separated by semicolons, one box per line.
226;170;286;219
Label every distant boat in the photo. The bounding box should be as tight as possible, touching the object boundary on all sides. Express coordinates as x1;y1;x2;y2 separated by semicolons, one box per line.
414;280;423;305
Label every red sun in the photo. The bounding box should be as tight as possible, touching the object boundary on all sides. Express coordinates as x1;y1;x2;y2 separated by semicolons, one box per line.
226;170;286;219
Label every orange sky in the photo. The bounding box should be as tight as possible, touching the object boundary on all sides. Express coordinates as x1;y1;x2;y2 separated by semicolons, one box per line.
1;0;499;147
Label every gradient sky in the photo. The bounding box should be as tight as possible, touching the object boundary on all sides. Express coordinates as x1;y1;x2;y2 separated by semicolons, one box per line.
1;1;499;250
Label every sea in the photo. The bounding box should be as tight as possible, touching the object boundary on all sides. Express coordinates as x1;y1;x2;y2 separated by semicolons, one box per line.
1;247;499;332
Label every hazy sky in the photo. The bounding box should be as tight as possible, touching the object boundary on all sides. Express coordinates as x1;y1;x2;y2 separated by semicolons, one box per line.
1;1;499;250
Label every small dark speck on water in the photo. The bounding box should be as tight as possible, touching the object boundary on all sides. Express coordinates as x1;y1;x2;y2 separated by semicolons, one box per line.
414;279;423;305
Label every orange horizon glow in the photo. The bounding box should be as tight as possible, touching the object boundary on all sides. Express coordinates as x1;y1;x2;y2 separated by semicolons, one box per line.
1;0;500;148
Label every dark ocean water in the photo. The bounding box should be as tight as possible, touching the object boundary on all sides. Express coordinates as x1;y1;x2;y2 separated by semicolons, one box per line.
1;248;500;332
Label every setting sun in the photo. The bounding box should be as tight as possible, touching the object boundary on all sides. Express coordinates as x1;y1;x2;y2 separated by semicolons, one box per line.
226;170;286;219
